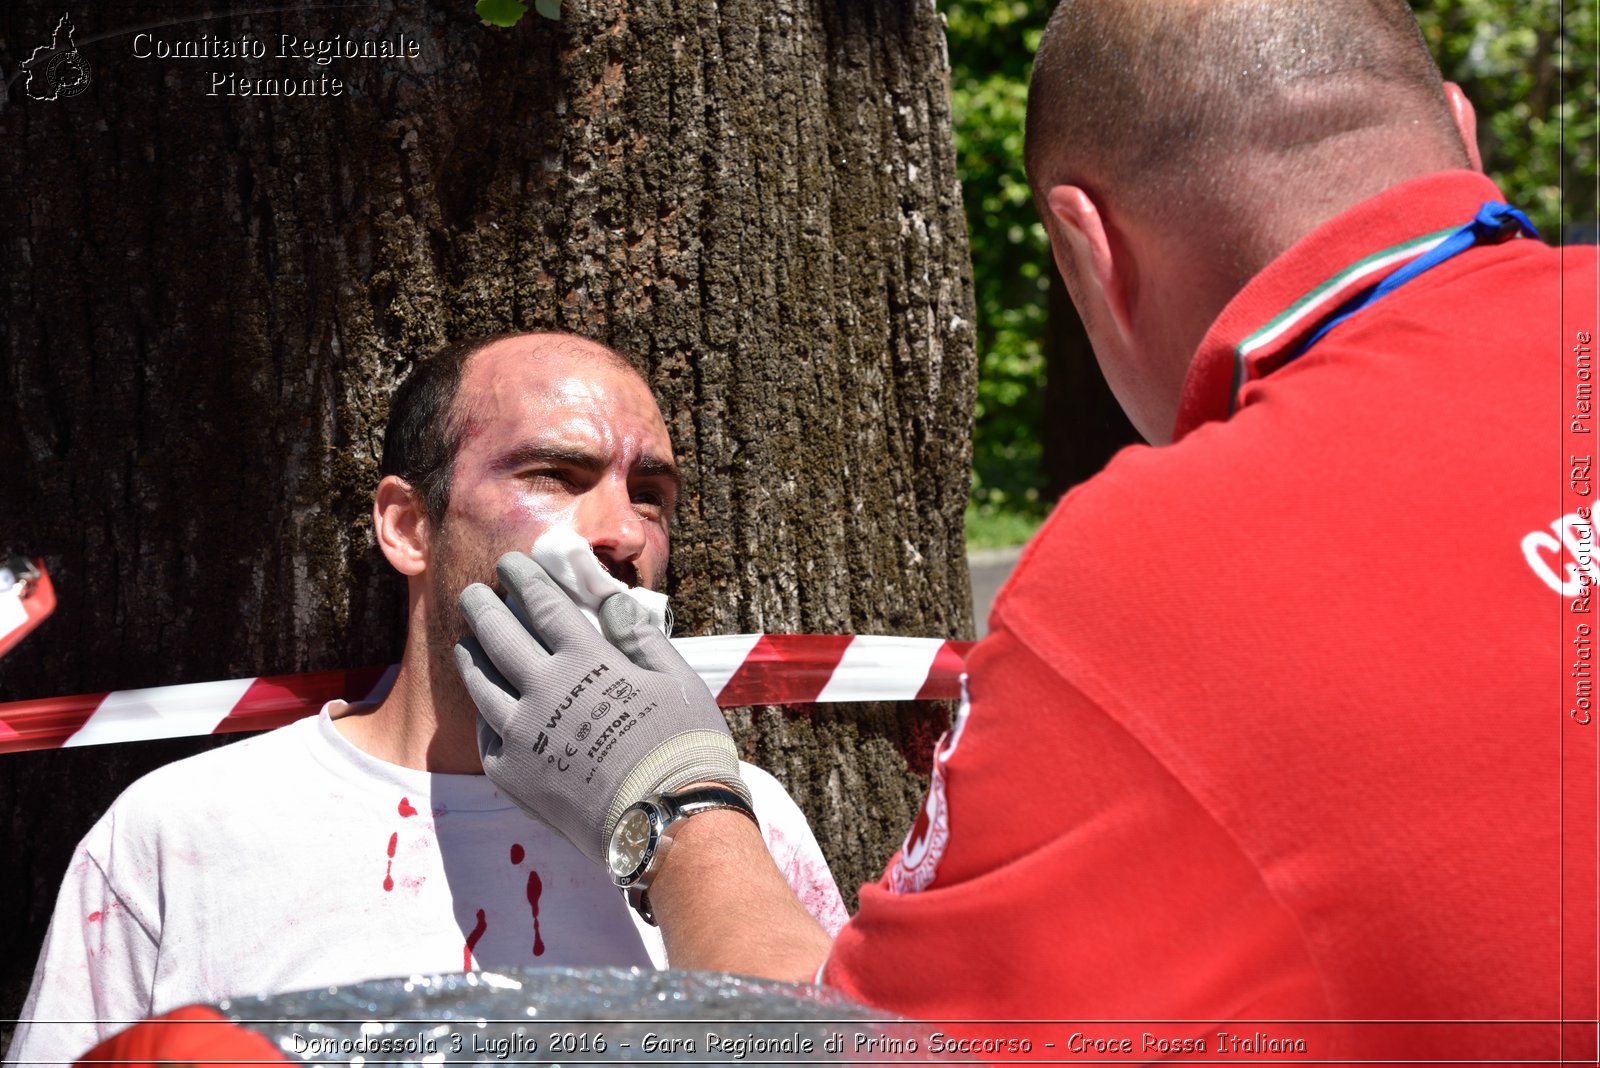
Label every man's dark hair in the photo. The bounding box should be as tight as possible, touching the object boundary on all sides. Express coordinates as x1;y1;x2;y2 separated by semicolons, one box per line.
1025;0;1468;240
379;333;512;521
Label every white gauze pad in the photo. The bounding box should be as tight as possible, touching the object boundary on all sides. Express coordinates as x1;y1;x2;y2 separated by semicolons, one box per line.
529;526;671;636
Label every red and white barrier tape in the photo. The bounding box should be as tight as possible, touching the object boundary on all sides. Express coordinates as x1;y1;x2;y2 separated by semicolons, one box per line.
0;634;975;755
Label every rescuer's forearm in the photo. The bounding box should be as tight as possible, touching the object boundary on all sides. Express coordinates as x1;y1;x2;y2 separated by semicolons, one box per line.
648;807;835;983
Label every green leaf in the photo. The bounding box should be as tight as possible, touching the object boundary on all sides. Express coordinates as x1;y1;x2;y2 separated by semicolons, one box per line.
475;0;527;27
534;0;561;19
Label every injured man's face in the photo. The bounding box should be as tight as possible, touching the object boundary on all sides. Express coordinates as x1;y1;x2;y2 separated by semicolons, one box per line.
426;337;680;647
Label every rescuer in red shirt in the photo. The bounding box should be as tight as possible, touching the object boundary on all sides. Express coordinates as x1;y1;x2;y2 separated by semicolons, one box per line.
454;0;1598;1059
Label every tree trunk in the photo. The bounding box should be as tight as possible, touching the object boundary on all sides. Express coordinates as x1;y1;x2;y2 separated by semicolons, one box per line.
0;0;975;1030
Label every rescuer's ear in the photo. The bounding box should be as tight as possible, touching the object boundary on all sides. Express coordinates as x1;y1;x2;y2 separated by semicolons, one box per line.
1043;184;1136;351
1443;82;1483;173
373;475;430;577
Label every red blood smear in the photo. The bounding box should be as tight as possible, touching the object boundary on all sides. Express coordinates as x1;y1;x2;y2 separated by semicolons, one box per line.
398;797;418;818
526;869;545;956
87;911;103;923
509;843;524;865
383;831;398;892
464;908;487;971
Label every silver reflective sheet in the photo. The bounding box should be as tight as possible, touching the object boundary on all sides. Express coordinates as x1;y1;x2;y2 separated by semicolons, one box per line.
221;966;952;1065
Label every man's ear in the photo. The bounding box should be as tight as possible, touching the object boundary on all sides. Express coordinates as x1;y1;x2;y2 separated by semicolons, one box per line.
1043;184;1135;346
373;475;430;577
1443;82;1483;172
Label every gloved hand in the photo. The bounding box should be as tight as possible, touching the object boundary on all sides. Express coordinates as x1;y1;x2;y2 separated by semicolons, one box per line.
454;552;749;864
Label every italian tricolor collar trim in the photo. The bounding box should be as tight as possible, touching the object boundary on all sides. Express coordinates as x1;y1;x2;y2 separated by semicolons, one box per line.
1172;170;1507;442
1227;225;1457;402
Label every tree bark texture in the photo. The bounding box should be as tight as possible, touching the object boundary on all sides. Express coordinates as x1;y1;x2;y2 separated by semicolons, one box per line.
0;0;976;1028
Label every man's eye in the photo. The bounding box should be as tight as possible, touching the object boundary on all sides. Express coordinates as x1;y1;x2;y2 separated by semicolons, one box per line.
525;469;574;487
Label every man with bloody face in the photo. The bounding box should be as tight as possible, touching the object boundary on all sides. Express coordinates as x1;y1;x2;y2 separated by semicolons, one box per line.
6;332;846;1067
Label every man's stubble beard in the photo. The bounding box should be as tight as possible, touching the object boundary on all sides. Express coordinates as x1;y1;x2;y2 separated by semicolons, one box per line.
425;518;496;726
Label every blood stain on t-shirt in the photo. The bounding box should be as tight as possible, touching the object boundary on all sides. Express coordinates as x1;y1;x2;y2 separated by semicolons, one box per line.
86;911;103;923
510;843;525;865
398;797;418;818
464;908;487;971
526;869;545;956
383;831;398;892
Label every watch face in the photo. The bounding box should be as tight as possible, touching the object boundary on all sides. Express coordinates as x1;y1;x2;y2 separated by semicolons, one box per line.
608;806;654;882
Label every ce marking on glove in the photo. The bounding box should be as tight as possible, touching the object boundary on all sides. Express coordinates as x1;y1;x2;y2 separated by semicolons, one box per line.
531;662;615;770
528;728;579;769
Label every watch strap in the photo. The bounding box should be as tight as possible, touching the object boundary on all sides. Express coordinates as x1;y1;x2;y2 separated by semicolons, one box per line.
661;785;758;825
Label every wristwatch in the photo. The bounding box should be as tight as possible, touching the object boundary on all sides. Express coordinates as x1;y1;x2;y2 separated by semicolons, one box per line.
607;786;758;925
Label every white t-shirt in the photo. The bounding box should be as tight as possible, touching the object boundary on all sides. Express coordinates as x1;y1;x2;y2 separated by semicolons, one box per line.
6;706;848;1064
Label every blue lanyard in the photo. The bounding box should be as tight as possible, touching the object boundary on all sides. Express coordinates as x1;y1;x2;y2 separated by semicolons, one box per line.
1294;201;1538;358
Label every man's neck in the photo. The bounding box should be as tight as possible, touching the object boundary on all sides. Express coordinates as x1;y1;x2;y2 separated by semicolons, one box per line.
330;628;485;774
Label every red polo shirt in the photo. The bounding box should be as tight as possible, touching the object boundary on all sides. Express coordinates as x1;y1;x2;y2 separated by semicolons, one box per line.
824;171;1598;1061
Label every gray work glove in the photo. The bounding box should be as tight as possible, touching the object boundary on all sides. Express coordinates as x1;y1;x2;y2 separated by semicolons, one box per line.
454;552;749;864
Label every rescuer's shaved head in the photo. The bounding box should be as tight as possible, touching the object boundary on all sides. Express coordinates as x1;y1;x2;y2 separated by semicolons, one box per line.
1026;0;1468;266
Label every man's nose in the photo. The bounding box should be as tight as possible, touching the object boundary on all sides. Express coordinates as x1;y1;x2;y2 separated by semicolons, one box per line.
576;482;645;570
